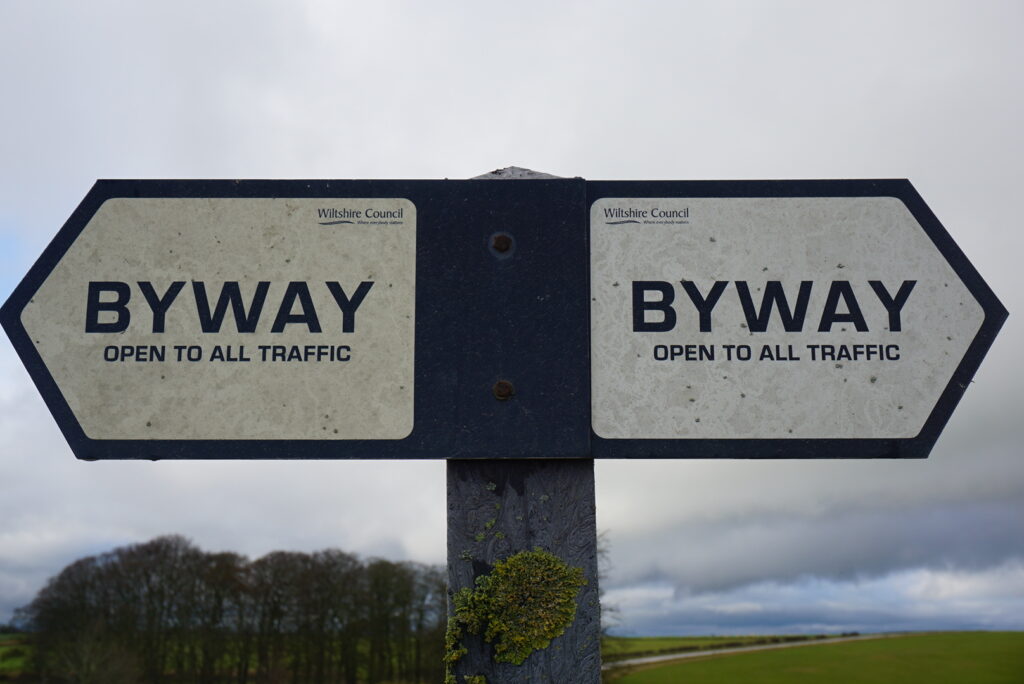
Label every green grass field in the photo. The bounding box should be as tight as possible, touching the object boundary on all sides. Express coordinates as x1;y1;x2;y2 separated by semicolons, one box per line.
0;633;29;675
610;632;1024;684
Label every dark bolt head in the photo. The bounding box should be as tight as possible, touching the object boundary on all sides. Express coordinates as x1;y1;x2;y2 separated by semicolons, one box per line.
492;380;515;401
491;233;513;253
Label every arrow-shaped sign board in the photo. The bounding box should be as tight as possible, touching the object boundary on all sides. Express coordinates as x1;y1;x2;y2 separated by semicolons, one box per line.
0;179;1006;460
1;179;594;460
587;181;1006;458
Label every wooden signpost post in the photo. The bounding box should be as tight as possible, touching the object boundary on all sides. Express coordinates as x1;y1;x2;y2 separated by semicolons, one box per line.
1;171;1006;683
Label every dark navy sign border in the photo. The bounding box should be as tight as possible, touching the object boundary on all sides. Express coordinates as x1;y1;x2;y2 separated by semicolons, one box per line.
0;179;592;460
0;179;1006;460
587;179;1007;459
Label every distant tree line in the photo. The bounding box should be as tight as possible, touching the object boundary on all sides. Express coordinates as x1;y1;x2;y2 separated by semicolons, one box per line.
14;536;446;684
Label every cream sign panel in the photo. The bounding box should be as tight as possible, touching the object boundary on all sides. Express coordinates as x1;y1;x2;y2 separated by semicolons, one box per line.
21;198;416;440
590;197;984;440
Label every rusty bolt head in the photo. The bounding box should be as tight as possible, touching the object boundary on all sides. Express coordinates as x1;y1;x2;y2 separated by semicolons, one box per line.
492;380;515;401
491;233;513;253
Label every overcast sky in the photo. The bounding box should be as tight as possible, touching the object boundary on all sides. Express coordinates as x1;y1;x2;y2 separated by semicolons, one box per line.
1;1;1022;636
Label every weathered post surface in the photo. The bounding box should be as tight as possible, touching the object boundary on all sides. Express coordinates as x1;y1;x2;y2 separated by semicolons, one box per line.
447;459;601;683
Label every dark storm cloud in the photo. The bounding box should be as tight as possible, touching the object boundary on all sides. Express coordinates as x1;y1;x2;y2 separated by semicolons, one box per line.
608;496;1024;593
605;559;1024;636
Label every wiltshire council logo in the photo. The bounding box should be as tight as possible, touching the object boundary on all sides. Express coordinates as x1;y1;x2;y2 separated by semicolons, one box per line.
317;206;406;225
603;206;689;225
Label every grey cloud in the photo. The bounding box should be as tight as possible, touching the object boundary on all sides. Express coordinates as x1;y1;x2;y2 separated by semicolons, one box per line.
606;497;1024;594
606;560;1024;635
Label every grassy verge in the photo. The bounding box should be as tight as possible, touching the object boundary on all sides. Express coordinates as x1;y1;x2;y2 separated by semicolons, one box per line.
609;632;1024;684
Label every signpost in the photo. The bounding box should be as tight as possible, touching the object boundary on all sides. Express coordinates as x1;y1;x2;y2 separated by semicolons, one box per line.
0;174;1006;682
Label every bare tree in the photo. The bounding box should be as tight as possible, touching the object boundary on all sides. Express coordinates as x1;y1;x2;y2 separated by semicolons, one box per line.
18;536;447;684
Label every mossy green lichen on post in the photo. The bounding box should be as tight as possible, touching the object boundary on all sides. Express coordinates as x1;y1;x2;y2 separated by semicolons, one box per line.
447;460;601;682
445;547;587;679
473;549;587;664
